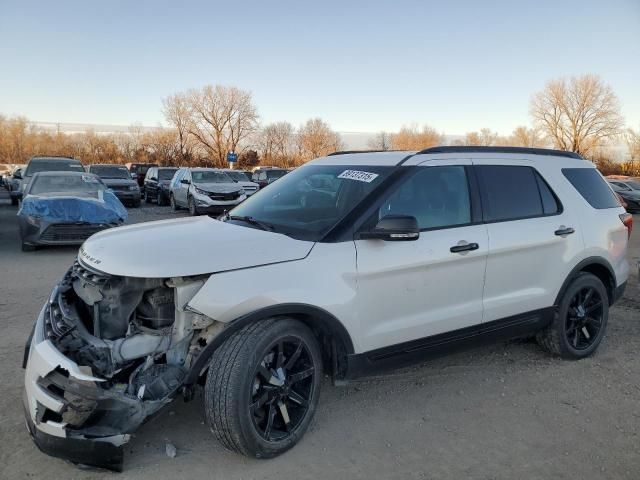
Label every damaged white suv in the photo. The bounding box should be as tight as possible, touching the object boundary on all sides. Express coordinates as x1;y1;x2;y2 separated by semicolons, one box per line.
23;147;630;471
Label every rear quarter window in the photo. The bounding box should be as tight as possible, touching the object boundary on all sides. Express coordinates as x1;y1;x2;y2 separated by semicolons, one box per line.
562;168;620;209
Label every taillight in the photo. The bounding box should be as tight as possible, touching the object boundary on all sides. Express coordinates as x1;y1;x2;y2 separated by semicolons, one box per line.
619;213;633;239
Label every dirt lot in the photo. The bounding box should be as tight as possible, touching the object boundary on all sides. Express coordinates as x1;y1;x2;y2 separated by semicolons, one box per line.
1;189;639;480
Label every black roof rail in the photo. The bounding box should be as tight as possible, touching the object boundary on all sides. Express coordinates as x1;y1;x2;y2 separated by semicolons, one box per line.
415;146;583;160
327;149;405;156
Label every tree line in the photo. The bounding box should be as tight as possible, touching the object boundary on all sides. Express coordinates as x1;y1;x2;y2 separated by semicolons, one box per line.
0;74;638;172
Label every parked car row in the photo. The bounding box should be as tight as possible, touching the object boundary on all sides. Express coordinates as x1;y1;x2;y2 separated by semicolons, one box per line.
4;155;290;251
606;177;640;213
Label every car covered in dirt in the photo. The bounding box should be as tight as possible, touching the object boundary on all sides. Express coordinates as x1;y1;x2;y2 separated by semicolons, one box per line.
18;171;127;251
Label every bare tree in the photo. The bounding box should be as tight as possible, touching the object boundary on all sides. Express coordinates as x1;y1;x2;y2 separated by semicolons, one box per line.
162;93;194;164
626;126;640;161
508;126;545;147
185;85;259;167
260;121;295;166
530;74;624;157
296;118;342;161
367;131;392;151
142;129;180;166
391;124;442;150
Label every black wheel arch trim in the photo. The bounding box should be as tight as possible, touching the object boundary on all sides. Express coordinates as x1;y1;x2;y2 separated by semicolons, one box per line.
184;303;355;385
555;257;617;306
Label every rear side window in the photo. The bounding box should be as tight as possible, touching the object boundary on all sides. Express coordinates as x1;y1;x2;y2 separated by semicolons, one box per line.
476;165;560;222
563;168;619;209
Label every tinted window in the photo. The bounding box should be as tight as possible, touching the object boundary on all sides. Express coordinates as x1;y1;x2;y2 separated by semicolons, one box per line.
476;166;545;222
267;170;287;179
563;168;619;209
30;174;105;195
158;168;178;180
535;173;561;215
378;166;471;229
89;165;130;179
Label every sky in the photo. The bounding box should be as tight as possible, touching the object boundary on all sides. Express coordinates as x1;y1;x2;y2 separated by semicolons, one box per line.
0;0;638;136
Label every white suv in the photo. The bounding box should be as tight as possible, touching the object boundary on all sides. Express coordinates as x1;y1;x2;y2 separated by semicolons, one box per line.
169;167;247;215
23;147;630;471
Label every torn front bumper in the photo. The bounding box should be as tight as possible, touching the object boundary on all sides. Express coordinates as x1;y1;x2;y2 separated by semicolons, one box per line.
23;304;170;471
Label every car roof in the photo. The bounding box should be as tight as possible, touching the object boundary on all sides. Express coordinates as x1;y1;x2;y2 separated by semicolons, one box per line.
89;164;128;167
29;156;80;163
32;171;97;177
310;147;589;168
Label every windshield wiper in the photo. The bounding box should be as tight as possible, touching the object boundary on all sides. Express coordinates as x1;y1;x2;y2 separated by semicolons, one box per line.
227;215;275;231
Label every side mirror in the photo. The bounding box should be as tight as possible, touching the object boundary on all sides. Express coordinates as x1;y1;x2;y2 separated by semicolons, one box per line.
180;178;191;185
360;215;420;241
13;171;22;179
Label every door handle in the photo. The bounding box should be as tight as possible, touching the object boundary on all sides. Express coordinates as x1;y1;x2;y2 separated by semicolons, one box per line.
554;227;575;236
450;242;479;253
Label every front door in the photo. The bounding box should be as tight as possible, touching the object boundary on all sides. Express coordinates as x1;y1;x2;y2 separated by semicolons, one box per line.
355;160;488;352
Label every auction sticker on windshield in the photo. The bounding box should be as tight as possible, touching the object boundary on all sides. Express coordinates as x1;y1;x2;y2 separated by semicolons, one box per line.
337;170;379;183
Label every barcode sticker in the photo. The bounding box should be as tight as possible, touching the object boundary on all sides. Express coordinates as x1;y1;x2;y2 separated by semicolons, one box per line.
337;170;379;183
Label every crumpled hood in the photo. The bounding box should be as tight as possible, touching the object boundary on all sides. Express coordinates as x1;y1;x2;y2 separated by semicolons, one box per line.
18;191;128;225
194;182;242;194
79;216;315;278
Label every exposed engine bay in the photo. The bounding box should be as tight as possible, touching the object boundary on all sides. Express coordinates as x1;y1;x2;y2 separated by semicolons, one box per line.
28;260;224;469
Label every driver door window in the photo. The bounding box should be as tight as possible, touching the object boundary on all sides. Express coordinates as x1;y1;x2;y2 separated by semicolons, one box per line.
378;165;471;230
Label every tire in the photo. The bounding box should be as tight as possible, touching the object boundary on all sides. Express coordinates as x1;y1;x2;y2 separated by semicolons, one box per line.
11;196;18;206
157;191;165;206
537;272;609;359
132;198;141;208
204;318;322;459
21;242;36;252
144;190;151;203
170;194;179;211
188;196;198;216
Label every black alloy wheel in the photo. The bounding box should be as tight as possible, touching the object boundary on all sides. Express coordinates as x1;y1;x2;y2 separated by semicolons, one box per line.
565;286;604;350
250;337;316;442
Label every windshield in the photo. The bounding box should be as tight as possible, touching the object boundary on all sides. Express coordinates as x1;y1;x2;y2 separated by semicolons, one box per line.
227;171;251;182
267;170;287;179
29;174;106;195
90;165;131;179
228;164;393;240
625;181;640;190
158;168;178;180
192;171;233;183
25;159;83;176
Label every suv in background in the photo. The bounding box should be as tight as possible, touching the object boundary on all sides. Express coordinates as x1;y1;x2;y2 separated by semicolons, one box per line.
607;178;640;213
169;167;246;215
23;147;630;471
252;167;288;188
87;164;141;207
6;165;26;205
16;156;84;201
221;168;259;196
144;167;179;205
125;162;157;196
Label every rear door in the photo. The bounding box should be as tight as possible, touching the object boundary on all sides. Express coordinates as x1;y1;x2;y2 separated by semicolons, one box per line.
474;159;583;322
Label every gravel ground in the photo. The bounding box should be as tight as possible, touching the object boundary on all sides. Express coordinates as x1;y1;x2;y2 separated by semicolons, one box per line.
0;189;639;479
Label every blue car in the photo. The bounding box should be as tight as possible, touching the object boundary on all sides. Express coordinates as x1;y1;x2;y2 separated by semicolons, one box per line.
18;171;127;251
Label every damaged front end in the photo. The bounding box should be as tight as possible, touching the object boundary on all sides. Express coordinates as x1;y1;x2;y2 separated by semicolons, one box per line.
23;260;218;471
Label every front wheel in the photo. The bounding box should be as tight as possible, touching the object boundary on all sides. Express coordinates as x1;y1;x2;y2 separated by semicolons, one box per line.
170;194;179;211
188;196;198;216
204;319;322;458
537;272;609;359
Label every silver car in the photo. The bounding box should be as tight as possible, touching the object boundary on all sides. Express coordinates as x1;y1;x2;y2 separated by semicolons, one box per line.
169;167;246;215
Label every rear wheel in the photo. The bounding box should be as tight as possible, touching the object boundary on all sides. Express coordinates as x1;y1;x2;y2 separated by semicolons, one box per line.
204;318;322;458
537;273;608;359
